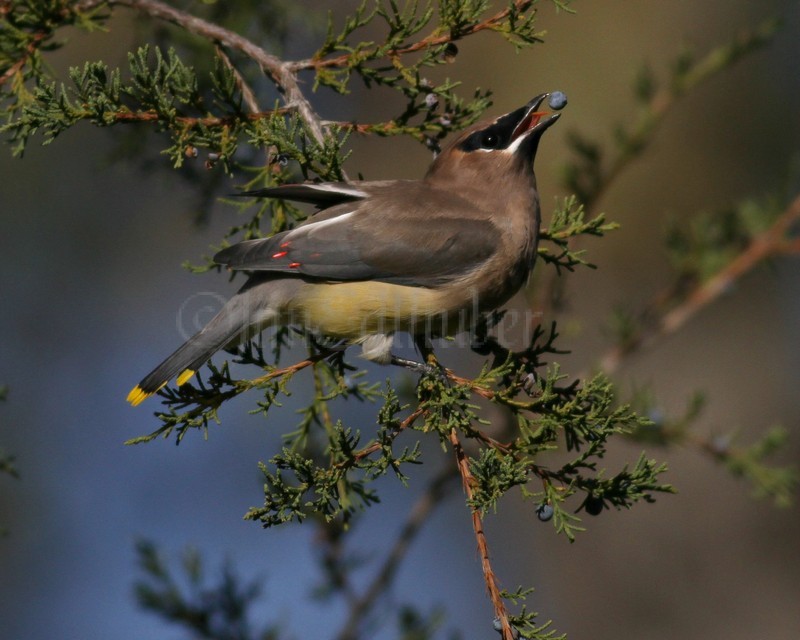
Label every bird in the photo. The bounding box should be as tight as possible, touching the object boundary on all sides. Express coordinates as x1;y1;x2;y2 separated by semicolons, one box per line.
127;93;562;406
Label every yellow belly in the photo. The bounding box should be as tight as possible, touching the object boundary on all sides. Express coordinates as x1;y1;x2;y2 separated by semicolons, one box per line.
289;281;472;339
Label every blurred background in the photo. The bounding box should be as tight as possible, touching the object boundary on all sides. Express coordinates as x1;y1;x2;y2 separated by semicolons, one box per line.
1;1;798;638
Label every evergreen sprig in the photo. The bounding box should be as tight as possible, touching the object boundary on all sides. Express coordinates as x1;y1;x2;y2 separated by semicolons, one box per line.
538;195;618;273
500;586;566;640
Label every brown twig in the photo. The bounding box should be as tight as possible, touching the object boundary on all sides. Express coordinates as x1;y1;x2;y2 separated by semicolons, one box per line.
446;370;496;400
73;0;328;145
0;31;46;87
322;119;430;137
0;54;27;87
242;348;337;389
290;0;537;72
348;407;426;464
599;192;800;375
448;428;514;640
446;369;541;415
103;107;290;126
97;110;429;139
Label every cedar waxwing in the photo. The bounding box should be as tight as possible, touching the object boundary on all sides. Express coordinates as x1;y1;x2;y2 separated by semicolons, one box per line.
127;93;562;406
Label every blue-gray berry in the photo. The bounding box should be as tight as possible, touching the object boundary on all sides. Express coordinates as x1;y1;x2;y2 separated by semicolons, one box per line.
493;619;519;639
536;504;554;522
548;91;568;111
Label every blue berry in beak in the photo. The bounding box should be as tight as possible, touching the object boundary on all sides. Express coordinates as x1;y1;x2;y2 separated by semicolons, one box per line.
548;91;568;111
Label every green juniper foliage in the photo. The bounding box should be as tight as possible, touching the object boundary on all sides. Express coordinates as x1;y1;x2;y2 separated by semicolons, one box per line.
2;1;796;639
538;195;618;273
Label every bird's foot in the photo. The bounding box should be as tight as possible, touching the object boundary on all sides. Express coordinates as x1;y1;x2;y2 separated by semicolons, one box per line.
390;355;439;376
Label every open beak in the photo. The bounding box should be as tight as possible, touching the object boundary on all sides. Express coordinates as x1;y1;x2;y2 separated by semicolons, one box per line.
510;93;561;144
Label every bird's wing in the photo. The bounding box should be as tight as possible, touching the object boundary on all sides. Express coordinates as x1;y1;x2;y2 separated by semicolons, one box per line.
215;185;500;287
236;182;370;209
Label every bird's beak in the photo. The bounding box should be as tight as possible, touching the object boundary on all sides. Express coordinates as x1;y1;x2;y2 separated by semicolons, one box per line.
509;94;561;148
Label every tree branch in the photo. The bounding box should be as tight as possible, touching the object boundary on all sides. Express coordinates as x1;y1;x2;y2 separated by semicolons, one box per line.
74;0;327;145
98;107;291;127
347;407;426;464
0;29;46;86
289;0;538;72
449;428;514;640
599;192;800;374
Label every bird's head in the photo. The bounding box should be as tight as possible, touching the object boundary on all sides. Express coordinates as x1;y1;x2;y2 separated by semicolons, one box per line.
425;93;561;189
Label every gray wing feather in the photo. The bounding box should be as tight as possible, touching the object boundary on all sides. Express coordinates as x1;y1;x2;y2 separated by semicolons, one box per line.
216;183;501;287
237;183;369;208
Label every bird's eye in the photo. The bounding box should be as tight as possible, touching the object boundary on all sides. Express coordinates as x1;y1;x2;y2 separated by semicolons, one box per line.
481;133;499;149
458;129;505;152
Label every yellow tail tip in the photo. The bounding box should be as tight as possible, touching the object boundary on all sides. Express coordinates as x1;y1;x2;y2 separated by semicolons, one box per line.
127;374;192;406
176;369;196;387
126;386;151;407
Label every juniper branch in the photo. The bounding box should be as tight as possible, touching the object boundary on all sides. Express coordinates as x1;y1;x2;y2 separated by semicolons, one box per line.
599;192;800;374
289;0;542;73
449;428;514;640
74;0;328;145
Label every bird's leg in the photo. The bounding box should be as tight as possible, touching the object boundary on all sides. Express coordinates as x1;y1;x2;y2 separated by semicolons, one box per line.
390;355;437;374
389;335;441;375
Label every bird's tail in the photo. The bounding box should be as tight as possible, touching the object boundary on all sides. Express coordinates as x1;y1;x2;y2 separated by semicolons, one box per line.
127;285;275;406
